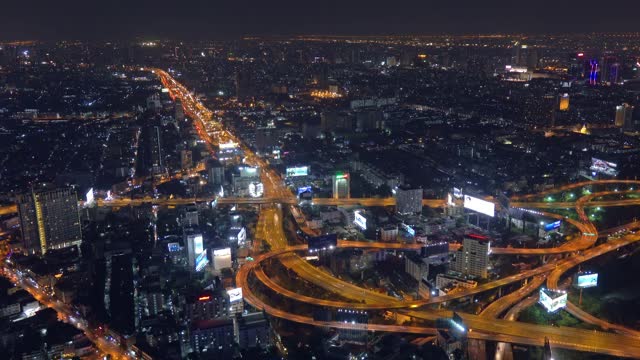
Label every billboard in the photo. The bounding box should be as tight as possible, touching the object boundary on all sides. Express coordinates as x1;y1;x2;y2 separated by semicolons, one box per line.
286;166;309;177
167;242;181;252
249;182;264;197
463;195;495;217
354;211;367;230
240;166;258;177
213;247;232;270
237;227;247;245
85;188;95;205
193;235;204;255
297;186;312;196
539;289;567;313
227;288;243;303
544;220;562;232
402;223;415;236
576;273;598;288
453;188;463;198
590;158;618;177
219;141;238;150
195;252;209;272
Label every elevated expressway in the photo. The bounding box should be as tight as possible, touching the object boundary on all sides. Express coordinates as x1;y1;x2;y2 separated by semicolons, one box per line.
145;70;640;357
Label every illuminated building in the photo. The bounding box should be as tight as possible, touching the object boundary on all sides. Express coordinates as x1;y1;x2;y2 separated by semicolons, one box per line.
180;149;192;170
332;172;350;199
615;103;635;130
186;292;231;321
449;234;490;278
16;185;82;255
538;288;567;312
148;126;164;175
184;232;207;272
190;319;235;355
558;93;569;111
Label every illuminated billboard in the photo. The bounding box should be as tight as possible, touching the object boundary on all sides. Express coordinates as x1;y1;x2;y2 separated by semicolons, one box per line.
539;288;567;313
167;242;181;252
213;248;231;257
453;188;463;198
194;235;204;255
213;247;232;270
544;220;562;232
402;223;415;236
219;141;238;150
576;273;598;288
297;186;312;196
249;182;264;197
85;188;95;205
195;252;209;272
590;158;618;177
463;195;495;217
239;166;258;177
354;211;367;230
286;166;309;177
227;288;243;303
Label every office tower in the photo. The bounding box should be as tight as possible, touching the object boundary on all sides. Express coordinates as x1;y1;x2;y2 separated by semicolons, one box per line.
180;149;193;170
16;185;82;255
175;100;185;121
450;234;490;278
146;93;162;111
616;103;634;129
558;93;569;111
395;186;423;214
332;172;350;199
206;159;225;187
312;63;329;88
184;232;207;272
190;319;235;355
147;126;164;175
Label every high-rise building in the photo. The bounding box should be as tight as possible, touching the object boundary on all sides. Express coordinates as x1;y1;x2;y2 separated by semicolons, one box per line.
175;100;185;121
616;103;634;129
16;185;82;255
332;172;350;199
395;186;423;214
184;232;207;272
558;93;570;111
148;126;164;175
180;149;193;170
450;234;490;278
206;159;225;187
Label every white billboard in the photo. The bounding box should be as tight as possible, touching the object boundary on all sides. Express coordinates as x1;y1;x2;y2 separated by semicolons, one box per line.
286;166;309;177
219;141;238;150
539;289;567;313
213;247;232;270
194;235;204;255
249;182;264;197
464;195;495;217
354;211;367;230
85;188;94;205
227;288;243;303
576;273;598;288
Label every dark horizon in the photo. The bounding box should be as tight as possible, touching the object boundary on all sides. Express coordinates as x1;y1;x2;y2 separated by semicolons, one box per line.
2;0;640;41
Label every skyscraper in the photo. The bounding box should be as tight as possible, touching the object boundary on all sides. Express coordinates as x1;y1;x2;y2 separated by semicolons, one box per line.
615;103;634;130
16;185;82;255
332;172;350;199
450;234;490;278
148;126;164;175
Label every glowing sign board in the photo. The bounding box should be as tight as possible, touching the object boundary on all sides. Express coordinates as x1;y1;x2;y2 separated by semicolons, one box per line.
544;221;562;232
463;195;495;217
286;166;309;177
167;242;180;252
195;252;208;272
193;235;204;255
539;288;567;313
354;211;367;230
227;288;243;302
576;273;598;288
590;158;618;177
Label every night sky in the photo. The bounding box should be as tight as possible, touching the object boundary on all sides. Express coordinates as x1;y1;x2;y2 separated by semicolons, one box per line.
2;0;640;40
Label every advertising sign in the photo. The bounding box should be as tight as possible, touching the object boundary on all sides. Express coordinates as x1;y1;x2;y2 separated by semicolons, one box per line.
544;220;562;232
354;211;367;230
297;186;312;196
195;252;208;272
539;289;567;313
85;188;95;205
576;273;598;288
194;235;204;255
286;166;309;177
463;195;495;217
167;242;181;252
590;158;618;177
227;288;243;302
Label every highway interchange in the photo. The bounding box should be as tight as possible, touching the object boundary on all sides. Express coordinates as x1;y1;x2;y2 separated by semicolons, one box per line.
3;69;640;358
